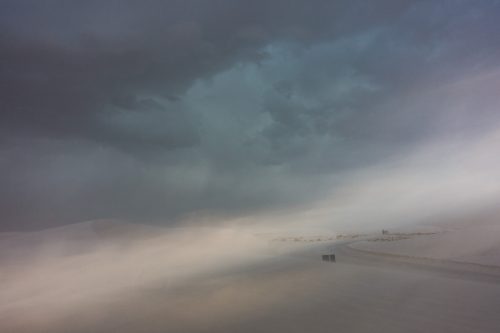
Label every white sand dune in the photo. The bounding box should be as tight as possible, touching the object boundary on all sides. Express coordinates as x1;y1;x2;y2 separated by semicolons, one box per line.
1;220;500;333
350;221;500;266
0;220;272;330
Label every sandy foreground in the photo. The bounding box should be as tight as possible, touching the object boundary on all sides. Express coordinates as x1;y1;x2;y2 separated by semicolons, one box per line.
1;220;500;333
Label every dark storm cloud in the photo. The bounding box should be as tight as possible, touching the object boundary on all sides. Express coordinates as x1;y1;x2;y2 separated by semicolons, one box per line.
0;0;418;144
1;0;500;230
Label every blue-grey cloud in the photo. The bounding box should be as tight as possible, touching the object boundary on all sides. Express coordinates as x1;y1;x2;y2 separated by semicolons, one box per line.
1;0;500;230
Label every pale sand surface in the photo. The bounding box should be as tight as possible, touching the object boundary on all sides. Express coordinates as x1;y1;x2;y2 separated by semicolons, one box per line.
1;220;500;333
350;222;500;266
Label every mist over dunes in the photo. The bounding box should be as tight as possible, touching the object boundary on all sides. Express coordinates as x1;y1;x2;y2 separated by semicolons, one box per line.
2;217;500;333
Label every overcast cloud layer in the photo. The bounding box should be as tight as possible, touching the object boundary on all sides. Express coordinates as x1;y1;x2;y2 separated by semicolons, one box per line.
1;0;500;230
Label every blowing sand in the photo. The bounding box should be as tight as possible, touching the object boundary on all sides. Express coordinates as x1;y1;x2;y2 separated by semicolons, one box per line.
1;219;500;333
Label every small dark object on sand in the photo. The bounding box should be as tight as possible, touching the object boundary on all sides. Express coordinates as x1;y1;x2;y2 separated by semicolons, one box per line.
322;254;336;262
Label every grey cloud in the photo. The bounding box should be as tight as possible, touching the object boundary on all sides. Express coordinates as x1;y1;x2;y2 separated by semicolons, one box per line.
95;98;200;154
0;0;416;144
1;0;500;230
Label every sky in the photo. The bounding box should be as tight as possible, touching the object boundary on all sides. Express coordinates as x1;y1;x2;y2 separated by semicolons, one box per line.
1;0;500;231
